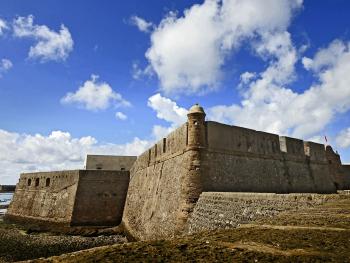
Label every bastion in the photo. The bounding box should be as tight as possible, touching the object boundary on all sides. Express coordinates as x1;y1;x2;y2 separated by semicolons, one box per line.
122;104;350;240
5;154;136;228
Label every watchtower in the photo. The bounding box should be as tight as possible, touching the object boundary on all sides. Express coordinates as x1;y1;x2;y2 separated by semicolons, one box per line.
187;103;206;148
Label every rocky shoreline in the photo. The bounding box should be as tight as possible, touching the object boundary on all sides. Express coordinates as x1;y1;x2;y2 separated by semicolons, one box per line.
0;219;127;262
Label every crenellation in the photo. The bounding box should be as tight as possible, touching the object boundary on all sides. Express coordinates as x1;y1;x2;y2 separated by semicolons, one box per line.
279;136;305;157
304;141;327;162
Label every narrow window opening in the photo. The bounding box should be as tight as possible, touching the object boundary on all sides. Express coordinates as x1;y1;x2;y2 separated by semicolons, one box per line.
121;167;125;171
35;178;39;187
46;178;50;187
163;138;166;153
27;179;32;186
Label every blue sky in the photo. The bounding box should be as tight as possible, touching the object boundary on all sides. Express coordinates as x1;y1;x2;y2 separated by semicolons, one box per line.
0;0;350;184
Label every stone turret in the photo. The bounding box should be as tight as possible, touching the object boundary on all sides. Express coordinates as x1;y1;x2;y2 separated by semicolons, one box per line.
187;103;206;148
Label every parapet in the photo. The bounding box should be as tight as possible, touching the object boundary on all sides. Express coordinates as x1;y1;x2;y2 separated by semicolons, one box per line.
279;136;304;156
85;155;136;171
304;141;327;162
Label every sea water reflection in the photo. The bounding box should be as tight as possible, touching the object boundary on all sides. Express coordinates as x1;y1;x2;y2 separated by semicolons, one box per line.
0;193;13;216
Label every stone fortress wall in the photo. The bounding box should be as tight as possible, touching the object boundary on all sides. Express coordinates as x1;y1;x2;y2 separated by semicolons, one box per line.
5;104;350;241
344;165;350;188
325;146;350;190
123;104;349;240
6;170;130;227
122;123;201;240
85;155;136;171
201;122;336;193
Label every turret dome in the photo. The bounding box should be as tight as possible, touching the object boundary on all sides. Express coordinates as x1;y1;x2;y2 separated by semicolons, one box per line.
188;103;205;115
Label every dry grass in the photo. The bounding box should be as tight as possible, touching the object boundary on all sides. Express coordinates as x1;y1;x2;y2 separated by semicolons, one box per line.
27;196;350;263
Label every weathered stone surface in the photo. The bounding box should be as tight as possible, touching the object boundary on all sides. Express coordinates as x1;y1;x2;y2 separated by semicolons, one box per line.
343;165;350;189
85;155;136;171
186;192;343;234
6;170;129;228
325;145;350;190
203;121;336;193
123;105;342;241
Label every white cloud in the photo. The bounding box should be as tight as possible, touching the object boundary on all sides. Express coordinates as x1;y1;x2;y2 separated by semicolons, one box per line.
115;111;127;120
147;93;188;140
302;40;349;72
336;128;350;148
0;129;151;184
61;75;131;111
145;0;302;95
0;18;8;35
13;15;73;62
131;62;153;80
130;16;154;33
208;39;350;139
0;58;13;77
148;93;187;126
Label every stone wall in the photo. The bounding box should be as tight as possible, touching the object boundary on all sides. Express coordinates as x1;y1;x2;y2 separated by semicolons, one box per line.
6;170;130;228
202;121;336;193
6;171;80;225
343;165;350;189
325;146;349;190
85;155;136;171
187;192;339;234
122;124;202;240
71;170;129;226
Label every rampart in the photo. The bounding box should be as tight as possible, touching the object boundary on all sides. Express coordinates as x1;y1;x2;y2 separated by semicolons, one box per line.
122;123;202;240
85;155;136;171
325;146;350;190
201;122;336;193
6;170;129;228
123;104;339;241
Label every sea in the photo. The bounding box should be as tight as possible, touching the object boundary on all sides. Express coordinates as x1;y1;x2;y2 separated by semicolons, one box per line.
0;193;13;216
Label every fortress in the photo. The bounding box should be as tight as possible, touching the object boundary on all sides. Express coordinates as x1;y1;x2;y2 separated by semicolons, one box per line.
5;104;350;240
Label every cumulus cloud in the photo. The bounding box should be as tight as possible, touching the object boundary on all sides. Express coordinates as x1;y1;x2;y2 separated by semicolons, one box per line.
0;129;151;184
148;93;187;126
115;111;127;120
336;128;350;148
208;38;350;139
130;15;154;33
0;58;13;77
302;40;349;72
145;0;302;95
13;15;73;62
61;75;131;111
0;18;8;35
147;93;188;140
